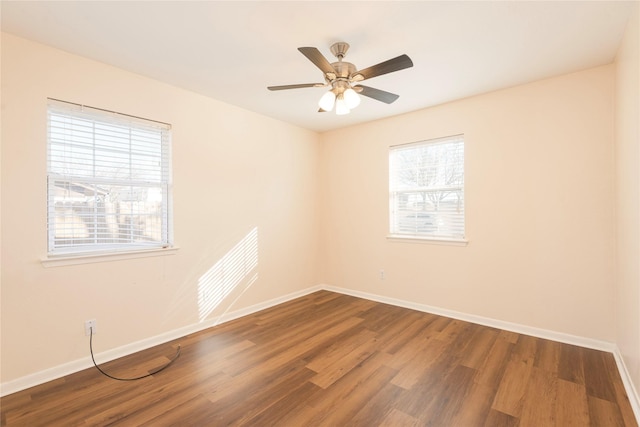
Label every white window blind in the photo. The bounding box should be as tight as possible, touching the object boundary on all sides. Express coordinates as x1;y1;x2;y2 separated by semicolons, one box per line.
47;99;172;255
389;135;465;240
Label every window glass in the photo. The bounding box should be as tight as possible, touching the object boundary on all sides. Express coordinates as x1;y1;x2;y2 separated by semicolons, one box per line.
389;135;464;240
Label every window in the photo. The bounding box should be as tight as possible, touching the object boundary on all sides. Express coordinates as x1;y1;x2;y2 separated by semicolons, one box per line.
389;135;465;241
47;99;172;256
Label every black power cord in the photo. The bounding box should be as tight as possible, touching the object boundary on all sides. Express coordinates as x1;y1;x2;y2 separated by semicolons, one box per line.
89;326;181;381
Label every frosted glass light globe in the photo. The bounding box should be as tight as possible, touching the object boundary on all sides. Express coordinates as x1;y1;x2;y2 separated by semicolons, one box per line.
343;88;361;109
318;91;336;111
335;95;350;115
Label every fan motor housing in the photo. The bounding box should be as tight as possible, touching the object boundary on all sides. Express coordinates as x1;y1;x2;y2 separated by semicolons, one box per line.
330;61;356;79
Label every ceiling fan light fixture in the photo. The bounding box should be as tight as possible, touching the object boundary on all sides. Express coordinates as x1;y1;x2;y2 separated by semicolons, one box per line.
268;42;413;115
343;88;361;109
335;94;350;115
318;91;336;111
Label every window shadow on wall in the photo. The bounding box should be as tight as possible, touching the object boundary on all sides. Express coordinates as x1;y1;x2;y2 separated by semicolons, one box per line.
197;227;259;322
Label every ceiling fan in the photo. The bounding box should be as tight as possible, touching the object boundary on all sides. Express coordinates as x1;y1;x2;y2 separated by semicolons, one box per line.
267;42;413;115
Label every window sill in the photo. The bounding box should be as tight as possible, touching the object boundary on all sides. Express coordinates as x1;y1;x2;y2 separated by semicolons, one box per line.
41;246;180;268
386;235;468;246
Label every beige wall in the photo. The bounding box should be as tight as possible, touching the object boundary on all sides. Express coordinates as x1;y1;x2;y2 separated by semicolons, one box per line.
615;3;640;399
319;65;616;341
0;33;320;383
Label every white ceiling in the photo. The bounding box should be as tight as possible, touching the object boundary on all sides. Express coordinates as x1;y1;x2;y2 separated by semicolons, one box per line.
1;1;635;133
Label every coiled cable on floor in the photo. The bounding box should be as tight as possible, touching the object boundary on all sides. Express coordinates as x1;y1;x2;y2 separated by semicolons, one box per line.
89;326;181;381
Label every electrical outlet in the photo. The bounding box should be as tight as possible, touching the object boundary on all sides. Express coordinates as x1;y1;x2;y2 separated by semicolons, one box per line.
84;319;97;336
380;269;385;280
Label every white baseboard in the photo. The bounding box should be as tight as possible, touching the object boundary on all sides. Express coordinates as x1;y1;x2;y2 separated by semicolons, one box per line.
0;285;322;397
2;282;639;425
613;347;640;422
323;285;616;352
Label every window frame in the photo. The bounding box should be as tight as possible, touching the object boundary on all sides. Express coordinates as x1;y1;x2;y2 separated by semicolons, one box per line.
46;99;174;260
388;134;467;244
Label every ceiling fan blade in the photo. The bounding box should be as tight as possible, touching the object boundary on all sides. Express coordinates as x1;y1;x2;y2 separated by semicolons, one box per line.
298;47;336;76
267;83;325;91
353;54;413;81
355;85;400;104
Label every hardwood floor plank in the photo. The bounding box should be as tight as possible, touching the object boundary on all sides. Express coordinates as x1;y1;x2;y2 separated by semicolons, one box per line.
558;343;586;385
3;372;134;426
498;330;520;344
309;289;344;306
248;296;366;346
459;327;500;369
241;382;322;426
445;322;488;357
383;317;451;370
389;337;448;390
201;364;317;426
309;335;380;388
588;395;627;427
136;394;215;427
220;315;364;377
308;364;398;426
392;345;462;418
261;401;320;426
491;359;533;417
1;291;636;427
437;318;471;343
535;338;562;375
518;366;558;426
377;408;419;427
305;328;377;373
510;334;538;366
207;357;309;405
475;336;514;389
303;352;396;425
483;409;520;427
348;382;407;426
555;378;590;426
87;372;227;426
418;364;478;425
373;310;431;353
303;351;393;412
448;380;496;427
357;303;410;332
584;349;619;402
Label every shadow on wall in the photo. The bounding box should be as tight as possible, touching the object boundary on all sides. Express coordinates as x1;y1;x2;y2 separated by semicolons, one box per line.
197;226;259;322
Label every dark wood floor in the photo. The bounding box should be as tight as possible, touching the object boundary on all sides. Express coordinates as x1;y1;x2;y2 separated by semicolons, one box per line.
1;290;637;426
